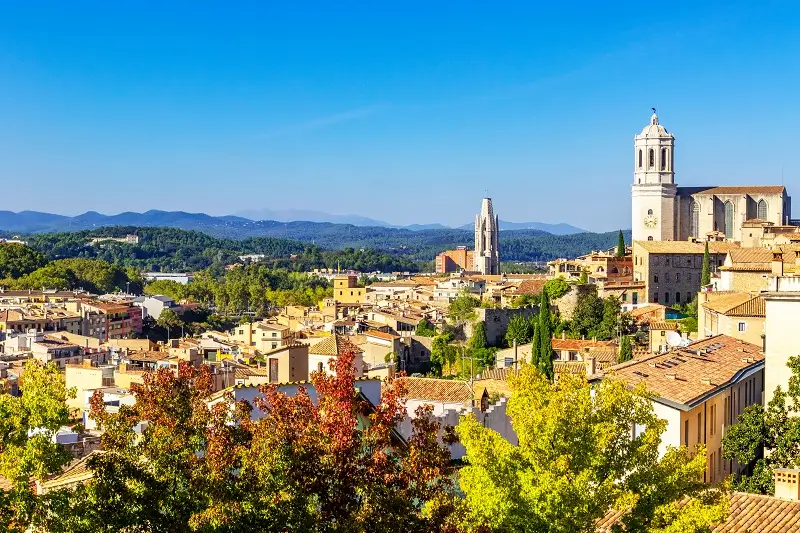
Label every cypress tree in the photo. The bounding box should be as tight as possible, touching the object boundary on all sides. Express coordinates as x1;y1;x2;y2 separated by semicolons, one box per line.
618;335;633;363
537;290;554;380
701;241;711;286
616;230;625;257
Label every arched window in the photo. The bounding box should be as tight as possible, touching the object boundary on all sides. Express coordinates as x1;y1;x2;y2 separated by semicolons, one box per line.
638;150;643;168
649;149;655;168
676;292;681;303
647;236;654;241
724;201;734;239
611;266;619;274
661;148;667;170
647;209;653;216
690;201;700;238
757;199;768;220
317;362;324;373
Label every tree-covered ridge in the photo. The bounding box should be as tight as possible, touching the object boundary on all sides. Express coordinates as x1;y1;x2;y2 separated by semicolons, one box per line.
5;226;633;272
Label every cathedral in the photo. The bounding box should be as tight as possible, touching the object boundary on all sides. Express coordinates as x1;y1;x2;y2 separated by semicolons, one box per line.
474;197;500;275
631;111;791;243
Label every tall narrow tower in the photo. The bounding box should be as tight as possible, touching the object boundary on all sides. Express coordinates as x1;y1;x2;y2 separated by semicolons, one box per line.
631;110;677;242
474;197;500;275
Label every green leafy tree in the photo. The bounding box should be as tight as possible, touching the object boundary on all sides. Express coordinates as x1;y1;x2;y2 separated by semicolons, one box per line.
0;243;47;279
510;293;537;308
578;268;588;285
448;291;480;324
415;318;436;337
156;308;183;331
454;366;730;532
505;314;533;347
0;361;75;532
145;279;187;301
723;354;800;494
430;332;455;377
543;277;570;300
536;291;554;380
618;335;633;363
616;229;625;257
469;322;488;351
701;241;711;286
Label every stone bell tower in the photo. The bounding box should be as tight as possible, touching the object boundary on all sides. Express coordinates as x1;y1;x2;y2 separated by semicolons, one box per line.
474;197;499;275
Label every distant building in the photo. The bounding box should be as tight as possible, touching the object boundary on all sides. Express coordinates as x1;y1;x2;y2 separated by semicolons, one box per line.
435;247;473;274
474;197;500;275
142;272;193;285
332;275;365;305
88;234;139;246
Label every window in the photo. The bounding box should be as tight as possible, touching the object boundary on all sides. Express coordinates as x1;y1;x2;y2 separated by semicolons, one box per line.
638;149;643;168
653;292;659;302
676;292;681;303
665;258;670;266
718;447;723;473
664;292;670;303
676;273;681;282
653;274;659;283
661;148;667;170
684;420;689;446
690;201;700;238
724;201;734;239
649;149;655;168
710;452;715;482
647;236;654;241
738;322;747;332
698;413;703;443
621;293;627;302
687;292;692;302
647;209;653;216
686;273;691;282
725;396;730;425
710;405;716;436
339;290;343;296
272;332;277;337
632;292;638;305
317;362;324;373
757;199;768;220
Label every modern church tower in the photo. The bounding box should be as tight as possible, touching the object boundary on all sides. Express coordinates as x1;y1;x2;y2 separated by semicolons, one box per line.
631;110;676;242
474;197;500;275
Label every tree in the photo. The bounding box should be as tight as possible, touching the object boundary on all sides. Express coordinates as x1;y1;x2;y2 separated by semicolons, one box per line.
505;314;533;347
454;366;729;532
616;229;626;257
543;277;570;301
510;293;537;308
415;318;436;337
40;353;456;532
430;332;455;377
0;362;75;532
536;291;554;380
701;241;711;286
723;354;800;494
578;268;588;285
469;322;487;351
156;308;183;337
618;335;633;363
0;243;47;280
448;291;480;324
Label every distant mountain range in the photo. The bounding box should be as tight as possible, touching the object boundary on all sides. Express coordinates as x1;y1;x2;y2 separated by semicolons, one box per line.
0;209;587;237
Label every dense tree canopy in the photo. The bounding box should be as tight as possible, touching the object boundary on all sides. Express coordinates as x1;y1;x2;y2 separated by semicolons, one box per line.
0;243;47;279
453;366;729;532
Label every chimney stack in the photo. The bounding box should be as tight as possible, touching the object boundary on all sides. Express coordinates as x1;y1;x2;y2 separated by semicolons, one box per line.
773;252;785;277
775;469;800;501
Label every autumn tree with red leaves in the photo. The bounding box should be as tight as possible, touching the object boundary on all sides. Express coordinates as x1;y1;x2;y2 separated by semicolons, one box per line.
39;351;457;533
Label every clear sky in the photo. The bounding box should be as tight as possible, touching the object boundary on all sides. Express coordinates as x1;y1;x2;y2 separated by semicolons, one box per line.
1;1;799;231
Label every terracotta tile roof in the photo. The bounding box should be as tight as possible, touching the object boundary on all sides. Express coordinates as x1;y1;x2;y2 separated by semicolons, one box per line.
38;451;103;492
597;491;800;532
727;296;766;318
585;347;617;365
554;361;588;375
481;367;519;381
648;321;679;331
472;378;513;398
308;334;364;356
516;279;547;295
702;292;760;315
552;338;615;351
693;185;786;195
595;335;764;407
400;377;473;404
630;304;666;320
634;241;740;254
727;247;775;264
365;330;400;341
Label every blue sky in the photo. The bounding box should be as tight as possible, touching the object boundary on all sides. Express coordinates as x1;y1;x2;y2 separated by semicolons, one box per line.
1;1;799;231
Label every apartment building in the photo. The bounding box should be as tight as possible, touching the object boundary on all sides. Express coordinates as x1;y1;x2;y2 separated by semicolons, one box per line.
590;335;764;483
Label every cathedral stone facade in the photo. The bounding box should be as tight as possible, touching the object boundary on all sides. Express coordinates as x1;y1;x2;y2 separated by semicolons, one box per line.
631;112;791;243
474;197;500;275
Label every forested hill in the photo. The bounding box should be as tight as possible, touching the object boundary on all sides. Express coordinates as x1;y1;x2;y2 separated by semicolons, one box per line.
3;226;631;272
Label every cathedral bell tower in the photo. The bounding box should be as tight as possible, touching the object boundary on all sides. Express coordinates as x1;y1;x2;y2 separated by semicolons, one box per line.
631;110;677;242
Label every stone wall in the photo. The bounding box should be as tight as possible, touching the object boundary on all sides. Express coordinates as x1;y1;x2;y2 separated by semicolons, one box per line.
465;306;539;346
552;284;594;320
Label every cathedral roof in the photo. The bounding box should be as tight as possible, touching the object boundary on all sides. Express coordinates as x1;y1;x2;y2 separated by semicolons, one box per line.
638;112;672;138
692;186;786;196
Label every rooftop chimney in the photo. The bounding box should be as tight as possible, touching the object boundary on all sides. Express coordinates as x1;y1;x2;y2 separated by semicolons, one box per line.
775;469;800;501
773;252;785;277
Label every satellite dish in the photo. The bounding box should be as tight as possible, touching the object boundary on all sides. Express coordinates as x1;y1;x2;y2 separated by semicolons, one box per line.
666;331;684;347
